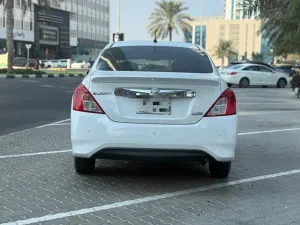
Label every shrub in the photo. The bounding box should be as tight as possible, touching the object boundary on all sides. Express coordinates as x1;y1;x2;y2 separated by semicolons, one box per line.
0;69;46;75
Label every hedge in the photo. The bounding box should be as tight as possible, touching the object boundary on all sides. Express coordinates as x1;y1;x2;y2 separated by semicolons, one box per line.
0;69;47;75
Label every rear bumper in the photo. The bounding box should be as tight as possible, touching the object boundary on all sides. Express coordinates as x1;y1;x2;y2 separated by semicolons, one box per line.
71;111;238;162
221;75;240;85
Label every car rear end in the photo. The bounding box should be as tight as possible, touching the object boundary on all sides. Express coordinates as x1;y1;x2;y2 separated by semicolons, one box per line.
71;42;237;177
219;64;244;85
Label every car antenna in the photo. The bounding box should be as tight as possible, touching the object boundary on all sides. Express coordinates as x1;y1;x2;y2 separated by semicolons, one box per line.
153;29;158;43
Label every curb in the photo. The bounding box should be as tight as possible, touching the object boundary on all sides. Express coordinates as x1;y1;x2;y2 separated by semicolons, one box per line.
0;74;84;79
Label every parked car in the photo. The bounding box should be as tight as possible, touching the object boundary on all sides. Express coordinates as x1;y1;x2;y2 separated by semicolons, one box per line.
71;41;238;178
59;59;68;68
43;59;67;68
71;60;91;69
39;60;47;68
220;63;290;88
13;57;27;67
275;65;297;77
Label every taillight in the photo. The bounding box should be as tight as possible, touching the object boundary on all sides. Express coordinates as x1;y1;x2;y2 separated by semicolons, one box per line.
229;72;237;75
73;84;105;114
204;89;236;117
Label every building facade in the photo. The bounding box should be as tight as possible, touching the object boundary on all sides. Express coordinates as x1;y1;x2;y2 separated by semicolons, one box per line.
188;16;266;66
224;0;257;20
0;0;110;60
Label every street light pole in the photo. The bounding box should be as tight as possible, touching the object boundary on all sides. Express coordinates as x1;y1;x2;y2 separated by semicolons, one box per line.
200;0;203;47
117;0;120;33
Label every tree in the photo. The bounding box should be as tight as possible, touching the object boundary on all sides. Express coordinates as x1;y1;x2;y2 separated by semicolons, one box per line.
0;0;61;73
242;0;300;55
147;0;193;41
213;39;236;68
251;52;264;62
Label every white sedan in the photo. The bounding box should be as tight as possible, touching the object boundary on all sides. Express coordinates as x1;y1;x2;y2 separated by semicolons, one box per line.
71;60;91;69
71;41;238;178
219;63;290;88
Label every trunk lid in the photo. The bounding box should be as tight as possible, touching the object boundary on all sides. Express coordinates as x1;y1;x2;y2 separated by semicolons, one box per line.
89;71;222;125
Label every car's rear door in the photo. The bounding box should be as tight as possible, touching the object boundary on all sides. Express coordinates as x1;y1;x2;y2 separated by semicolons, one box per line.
88;45;223;125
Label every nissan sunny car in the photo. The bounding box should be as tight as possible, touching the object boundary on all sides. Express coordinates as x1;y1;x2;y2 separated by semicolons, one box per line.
71;40;238;178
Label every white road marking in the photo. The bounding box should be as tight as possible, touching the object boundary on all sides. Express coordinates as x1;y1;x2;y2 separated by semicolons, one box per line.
2;168;300;225
0;118;71;138
239;102;297;105
40;85;56;88
45;123;71;126
0;84;9;87
0;150;72;159
0;127;300;160
238;127;300;136
35;119;71;128
239;111;299;116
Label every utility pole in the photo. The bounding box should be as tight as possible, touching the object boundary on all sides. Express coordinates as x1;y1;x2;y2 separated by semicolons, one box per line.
117;0;120;33
113;0;124;42
200;0;204;47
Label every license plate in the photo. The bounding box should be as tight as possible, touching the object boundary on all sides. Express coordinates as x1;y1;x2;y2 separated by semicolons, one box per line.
136;97;171;115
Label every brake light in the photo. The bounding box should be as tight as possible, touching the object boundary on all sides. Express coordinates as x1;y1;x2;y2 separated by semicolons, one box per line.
73;84;105;114
229;72;237;75
204;89;236;117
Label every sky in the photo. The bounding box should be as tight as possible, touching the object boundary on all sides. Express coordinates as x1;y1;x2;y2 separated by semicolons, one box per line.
110;0;224;42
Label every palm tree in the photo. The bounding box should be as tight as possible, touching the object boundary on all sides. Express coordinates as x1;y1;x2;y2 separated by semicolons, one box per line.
147;0;193;41
251;52;264;62
0;0;61;73
242;0;300;55
213;39;236;68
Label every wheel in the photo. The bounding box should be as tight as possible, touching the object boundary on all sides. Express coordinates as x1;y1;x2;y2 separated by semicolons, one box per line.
47;65;51;68
74;157;95;174
58;65;61;68
239;78;249;88
277;78;287;88
209;161;231;178
227;83;233;87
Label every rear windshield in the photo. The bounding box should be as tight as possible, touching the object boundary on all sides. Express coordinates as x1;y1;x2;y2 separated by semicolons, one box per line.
96;46;213;73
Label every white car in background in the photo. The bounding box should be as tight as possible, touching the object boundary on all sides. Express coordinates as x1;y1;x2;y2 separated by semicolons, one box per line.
43;59;67;68
219;63;290;88
71;41;238;178
71;60;91;69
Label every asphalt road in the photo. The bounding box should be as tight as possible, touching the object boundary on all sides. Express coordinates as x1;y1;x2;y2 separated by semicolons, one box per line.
0;78;82;136
1;84;300;225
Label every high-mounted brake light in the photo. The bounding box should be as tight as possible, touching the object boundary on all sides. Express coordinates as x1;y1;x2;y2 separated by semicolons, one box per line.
204;89;236;117
73;84;105;114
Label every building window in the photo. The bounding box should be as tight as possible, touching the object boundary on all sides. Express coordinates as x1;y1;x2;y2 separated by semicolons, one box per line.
3;17;5;27
15;0;21;8
30;21;32;31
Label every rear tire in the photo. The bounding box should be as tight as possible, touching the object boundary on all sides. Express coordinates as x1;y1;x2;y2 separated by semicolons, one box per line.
74;157;95;174
209;161;231;178
277;78;287;88
239;78;249;88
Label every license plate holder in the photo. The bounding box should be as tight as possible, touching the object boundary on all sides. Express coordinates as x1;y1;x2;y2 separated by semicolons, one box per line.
136;97;171;115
